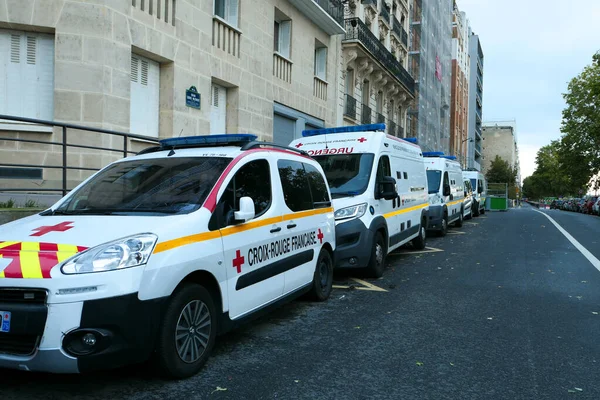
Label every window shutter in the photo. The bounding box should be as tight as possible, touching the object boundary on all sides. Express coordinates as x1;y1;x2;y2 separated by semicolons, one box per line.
10;34;19;63
210;83;227;134
26;36;35;65
226;0;239;27
279;20;291;58
34;34;54;120
130;54;159;137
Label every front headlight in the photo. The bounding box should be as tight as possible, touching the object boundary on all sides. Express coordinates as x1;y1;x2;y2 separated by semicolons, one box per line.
429;195;444;205
61;233;158;275
334;203;368;221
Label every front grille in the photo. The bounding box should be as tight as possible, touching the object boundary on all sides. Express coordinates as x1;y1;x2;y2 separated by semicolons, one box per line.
0;334;39;356
0;288;48;304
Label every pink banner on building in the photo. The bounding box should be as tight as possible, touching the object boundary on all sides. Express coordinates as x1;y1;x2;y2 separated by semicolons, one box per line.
435;55;442;82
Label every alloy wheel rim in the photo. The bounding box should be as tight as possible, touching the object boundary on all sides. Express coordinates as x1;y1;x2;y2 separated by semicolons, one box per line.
175;300;211;364
376;242;384;265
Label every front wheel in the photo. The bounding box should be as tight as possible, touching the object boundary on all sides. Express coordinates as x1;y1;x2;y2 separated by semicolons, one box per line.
480;205;486;214
455;209;464;227
473;202;480;217
437;214;448;237
366;231;386;278
308;249;333;301
411;224;427;250
155;284;217;379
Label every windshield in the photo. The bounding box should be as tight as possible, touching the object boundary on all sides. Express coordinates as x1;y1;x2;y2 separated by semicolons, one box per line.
54;157;232;215
314;154;375;199
470;178;477;190
426;170;442;194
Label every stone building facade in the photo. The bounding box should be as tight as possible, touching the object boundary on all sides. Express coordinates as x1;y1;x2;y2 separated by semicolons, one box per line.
481;122;521;186
0;0;344;191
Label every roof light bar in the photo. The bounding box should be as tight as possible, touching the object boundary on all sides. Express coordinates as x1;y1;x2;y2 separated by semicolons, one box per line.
441;155;457;160
402;137;418;144
422;151;445;157
160;134;258;148
302;123;386;137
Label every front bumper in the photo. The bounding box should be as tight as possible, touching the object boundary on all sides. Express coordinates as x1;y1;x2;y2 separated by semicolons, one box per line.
427;205;444;231
0;293;167;373
334;218;373;269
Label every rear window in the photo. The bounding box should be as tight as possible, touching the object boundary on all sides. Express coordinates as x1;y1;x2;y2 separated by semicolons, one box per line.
277;160;330;212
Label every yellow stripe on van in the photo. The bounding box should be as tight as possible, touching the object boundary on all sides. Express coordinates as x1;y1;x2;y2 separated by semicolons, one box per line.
19;242;43;279
383;203;428;219
153;208;334;254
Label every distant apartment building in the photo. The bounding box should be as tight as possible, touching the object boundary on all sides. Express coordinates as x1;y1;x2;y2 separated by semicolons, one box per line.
466;28;484;170
482;122;521;186
407;0;452;153
450;1;469;167
0;0;344;191
340;0;415;137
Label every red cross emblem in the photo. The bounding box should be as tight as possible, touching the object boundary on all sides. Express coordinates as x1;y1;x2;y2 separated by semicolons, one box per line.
317;229;324;244
30;221;74;237
358;137;367;143
295;143;303;148
232;249;245;274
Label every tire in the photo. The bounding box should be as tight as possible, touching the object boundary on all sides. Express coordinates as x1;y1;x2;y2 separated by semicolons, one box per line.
481;205;486;214
467;206;473;220
308;248;333;301
155;284;217;379
473;201;480;217
411;223;427;250
455;209;464;227
366;231;386;278
437;214;448;237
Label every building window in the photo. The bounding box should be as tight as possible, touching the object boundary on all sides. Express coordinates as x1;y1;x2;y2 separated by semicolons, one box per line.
0;29;54;122
314;41;327;80
345;69;354;95
210;83;227;134
274;9;291;59
130;54;159;137
214;0;239;28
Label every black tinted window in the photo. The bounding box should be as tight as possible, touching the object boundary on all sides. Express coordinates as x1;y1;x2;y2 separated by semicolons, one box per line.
314;153;374;199
56;157;231;215
376;156;391;179
278;160;313;212
212;159;271;228
304;163;330;205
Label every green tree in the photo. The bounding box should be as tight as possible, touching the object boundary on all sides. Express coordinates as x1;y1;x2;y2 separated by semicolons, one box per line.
560;52;600;185
485;155;516;185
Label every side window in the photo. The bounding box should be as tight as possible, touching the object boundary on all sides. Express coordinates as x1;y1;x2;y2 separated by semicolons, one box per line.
443;172;450;187
403;172;408;180
304;163;330;206
278;160;313;212
211;159;271;229
376;156;391;179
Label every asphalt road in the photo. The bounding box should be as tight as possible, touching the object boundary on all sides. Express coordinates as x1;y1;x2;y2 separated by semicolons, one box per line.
4;204;600;399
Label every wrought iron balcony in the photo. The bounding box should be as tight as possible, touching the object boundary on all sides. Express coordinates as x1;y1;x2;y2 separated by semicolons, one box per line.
343;18;415;95
398;126;405;137
344;94;357;120
391;16;408;47
361;104;372;125
376;112;385;124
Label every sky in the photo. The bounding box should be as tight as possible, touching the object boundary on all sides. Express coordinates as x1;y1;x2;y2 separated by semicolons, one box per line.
456;0;600;179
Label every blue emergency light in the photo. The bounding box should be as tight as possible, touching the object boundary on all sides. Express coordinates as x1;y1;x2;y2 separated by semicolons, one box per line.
159;134;257;148
422;151;445;157
441;155;457;160
402;137;418;144
302;123;386;137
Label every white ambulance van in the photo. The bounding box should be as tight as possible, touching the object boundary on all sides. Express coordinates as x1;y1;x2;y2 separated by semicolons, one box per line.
289;124;429;278
423;152;465;236
463;169;487;216
0;134;335;378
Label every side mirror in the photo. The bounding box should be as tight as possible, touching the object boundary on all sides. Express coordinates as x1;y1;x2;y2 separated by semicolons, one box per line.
464;190;467;197
478;186;483;194
376;176;398;200
234;196;255;223
443;185;451;197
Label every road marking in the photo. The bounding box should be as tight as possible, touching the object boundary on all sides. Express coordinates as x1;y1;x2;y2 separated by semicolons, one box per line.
534;210;600;272
389;246;444;256
333;277;388;292
464;222;479;226
447;231;466;235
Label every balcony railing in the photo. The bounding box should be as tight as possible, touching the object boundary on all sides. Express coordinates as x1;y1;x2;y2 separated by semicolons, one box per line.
475;142;482;154
380;5;391;26
132;0;176;26
398;126;404;137
344;94;357;120
343;18;415;95
361;104;372;125
273;53;292;83
376;112;385;124
388;120;397;136
312;0;344;26
213;17;241;57
313;76;327;100
391;16;408;47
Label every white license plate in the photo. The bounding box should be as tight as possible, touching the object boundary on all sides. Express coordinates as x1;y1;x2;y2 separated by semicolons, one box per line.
1;311;11;333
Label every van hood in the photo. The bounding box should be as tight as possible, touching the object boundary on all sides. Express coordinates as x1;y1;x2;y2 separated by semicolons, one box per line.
0;213;192;279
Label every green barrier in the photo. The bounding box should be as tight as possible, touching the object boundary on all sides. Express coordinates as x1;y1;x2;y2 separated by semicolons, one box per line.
490;197;507;211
